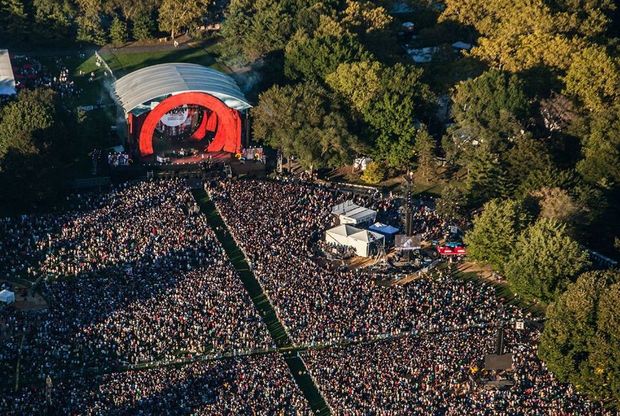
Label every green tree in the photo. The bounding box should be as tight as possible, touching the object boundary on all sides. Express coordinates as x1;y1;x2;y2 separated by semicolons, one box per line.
374;129;416;170
32;0;76;41
361;161;385;184
327;61;434;170
577;106;620;189
252;82;362;169
109;16;128;46
326;60;383;113
0;89;68;208
0;89;57;160
414;128;437;180
285;31;371;81
464;198;530;273
108;0;158;23
517;166;577;198
158;0;210;40
75;0;108;45
0;0;29;40
132;12;155;40
539;270;620;405
440;0;614;72
220;0;295;64
564;46;620;112
451;70;530;150
341;0;391;34
436;184;468;221
464;145;509;203
506;135;553;190
506;218;590;303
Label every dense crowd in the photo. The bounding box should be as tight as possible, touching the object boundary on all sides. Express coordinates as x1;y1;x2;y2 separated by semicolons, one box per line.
0;180;272;381
209;179;498;345
13;56;80;98
2;354;310;415
1;176;615;414
303;320;613;415
210;178;614;414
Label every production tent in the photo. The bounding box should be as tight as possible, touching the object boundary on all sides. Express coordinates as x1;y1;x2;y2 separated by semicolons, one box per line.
325;224;385;257
0;50;16;96
331;200;377;225
0;289;15;304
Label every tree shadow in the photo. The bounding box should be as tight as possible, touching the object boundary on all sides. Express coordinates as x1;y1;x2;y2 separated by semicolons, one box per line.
3;184;270;390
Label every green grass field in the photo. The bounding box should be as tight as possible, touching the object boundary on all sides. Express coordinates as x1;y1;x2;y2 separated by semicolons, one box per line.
81;44;228;78
67;43;228;107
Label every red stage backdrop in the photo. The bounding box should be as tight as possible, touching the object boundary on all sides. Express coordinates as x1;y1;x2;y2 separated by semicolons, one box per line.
137;91;242;156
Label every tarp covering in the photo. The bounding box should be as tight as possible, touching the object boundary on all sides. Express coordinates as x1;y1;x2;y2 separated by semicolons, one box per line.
113;63;251;113
0;289;15;304
368;222;399;236
0;50;16;96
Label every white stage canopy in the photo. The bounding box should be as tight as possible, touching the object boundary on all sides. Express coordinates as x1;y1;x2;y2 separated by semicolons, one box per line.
112;63;251;114
325;224;384;257
0;50;16;96
331;200;377;225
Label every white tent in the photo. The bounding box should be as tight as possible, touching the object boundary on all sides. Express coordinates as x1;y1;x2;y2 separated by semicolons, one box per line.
0;50;16;96
325;224;385;257
331;200;377;225
408;47;438;63
0;289;15;304
452;41;473;51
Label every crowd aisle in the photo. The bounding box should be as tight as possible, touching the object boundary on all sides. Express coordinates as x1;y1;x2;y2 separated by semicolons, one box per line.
2;354;311;415
0;180;272;382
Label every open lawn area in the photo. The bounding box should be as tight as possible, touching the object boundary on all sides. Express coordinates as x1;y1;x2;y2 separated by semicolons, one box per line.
81;43;228;78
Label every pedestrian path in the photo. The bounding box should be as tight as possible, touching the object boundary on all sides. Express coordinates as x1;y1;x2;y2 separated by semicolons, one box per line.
193;189;331;416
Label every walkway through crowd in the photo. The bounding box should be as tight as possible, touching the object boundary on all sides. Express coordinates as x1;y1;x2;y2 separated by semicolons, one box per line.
192;188;332;416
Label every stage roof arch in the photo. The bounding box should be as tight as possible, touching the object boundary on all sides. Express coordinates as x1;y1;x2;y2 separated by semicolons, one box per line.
112;63;251;113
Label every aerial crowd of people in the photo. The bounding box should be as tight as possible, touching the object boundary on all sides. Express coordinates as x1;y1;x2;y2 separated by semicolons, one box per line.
303;313;612;415
0;177;614;414
12;56;80;99
210;178;612;414
209;179;494;346
0;180;286;412
2;354;310;415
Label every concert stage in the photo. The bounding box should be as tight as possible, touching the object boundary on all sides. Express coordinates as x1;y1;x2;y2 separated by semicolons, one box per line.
111;63;251;164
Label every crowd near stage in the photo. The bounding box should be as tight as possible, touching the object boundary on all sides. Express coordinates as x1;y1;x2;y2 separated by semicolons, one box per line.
0;177;613;415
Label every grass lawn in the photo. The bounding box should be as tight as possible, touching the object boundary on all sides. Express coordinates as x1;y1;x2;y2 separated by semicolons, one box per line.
94;45;223;78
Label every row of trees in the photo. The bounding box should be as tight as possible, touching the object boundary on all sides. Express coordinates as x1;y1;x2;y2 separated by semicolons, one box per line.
0;0;212;47
221;0;438;176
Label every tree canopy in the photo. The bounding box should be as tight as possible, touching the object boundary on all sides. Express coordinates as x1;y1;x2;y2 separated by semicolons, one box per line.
464;199;530;273
506;218;590;304
158;0;209;39
440;0;615;72
251;82;362;169
539;270;620;405
451;70;530;148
